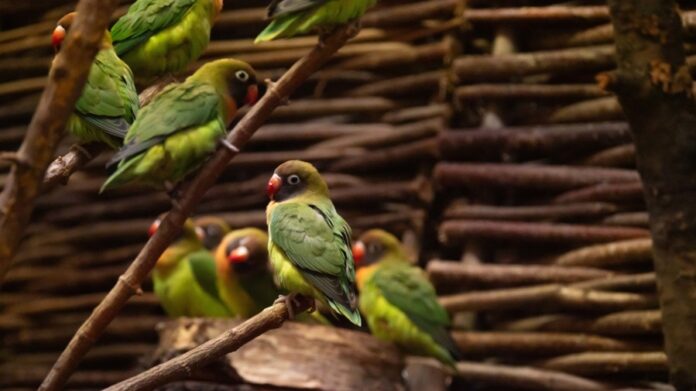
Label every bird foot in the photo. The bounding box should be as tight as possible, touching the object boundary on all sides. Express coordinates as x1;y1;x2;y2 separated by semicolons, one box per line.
164;181;183;211
219;138;240;154
72;144;94;160
264;79;289;106
274;293;305;319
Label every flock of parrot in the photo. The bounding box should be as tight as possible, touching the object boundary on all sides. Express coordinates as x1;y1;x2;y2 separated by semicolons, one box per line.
50;0;460;370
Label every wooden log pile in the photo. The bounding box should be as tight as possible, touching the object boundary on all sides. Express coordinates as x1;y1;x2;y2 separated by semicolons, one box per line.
0;0;685;389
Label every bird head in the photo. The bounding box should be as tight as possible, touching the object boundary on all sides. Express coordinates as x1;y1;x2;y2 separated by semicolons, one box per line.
149;216;204;270
216;228;269;275
192;59;260;116
352;229;408;269
266;160;329;202
193;216;231;250
52;12;111;53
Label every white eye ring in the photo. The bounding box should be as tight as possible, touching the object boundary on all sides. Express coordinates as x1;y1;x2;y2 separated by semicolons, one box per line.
287;174;300;185
235;70;249;82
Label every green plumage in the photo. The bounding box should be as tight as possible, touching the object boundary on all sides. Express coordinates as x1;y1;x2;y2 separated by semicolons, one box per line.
267;161;361;326
111;0;221;81
255;0;376;43
360;263;458;366
69;44;139;149
101;59;255;192
152;224;231;317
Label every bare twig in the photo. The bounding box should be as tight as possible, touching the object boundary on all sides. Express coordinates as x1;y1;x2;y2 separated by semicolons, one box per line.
38;23;357;391
554;238;653;267
104;298;312;391
42;143;107;191
0;0;120;281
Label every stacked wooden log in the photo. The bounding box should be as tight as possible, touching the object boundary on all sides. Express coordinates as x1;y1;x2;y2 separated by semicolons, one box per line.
0;0;453;389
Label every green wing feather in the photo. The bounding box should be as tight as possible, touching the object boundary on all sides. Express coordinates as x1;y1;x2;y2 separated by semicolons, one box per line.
268;0;326;17
111;0;197;56
270;201;360;324
373;265;460;362
74;49;138;141
187;250;223;301
108;81;219;166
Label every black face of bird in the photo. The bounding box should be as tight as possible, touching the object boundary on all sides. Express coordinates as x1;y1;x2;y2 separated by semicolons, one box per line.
229;69;259;108
224;237;268;274
352;238;384;268
266;172;306;202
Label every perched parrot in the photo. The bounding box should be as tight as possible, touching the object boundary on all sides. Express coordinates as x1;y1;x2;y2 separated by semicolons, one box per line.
193;215;230;250
150;217;232;317
255;0;377;43
51;12;139;149
266;160;361;326
101;58;259;192
111;0;223;82
215;228;279;317
353;229;460;367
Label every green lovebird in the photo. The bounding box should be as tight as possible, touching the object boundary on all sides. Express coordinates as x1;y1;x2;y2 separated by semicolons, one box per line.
353;229;461;367
193;215;230;250
215;228;279;318
52;13;139;149
111;0;223;81
101;58;259;192
255;0;377;43
266;160;361;326
150;217;232;317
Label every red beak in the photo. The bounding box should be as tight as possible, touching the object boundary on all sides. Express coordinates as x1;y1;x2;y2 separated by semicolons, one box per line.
228;246;249;264
352;241;365;265
52;25;66;51
266;174;281;200
148;220;161;237
245;85;259;106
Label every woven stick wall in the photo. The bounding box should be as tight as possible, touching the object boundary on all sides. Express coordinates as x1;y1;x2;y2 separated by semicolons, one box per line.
0;0;682;389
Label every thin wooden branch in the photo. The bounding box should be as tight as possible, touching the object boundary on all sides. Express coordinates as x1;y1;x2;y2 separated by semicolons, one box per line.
539;352;668;375
38;23;357;391
104;298;312;391
554;181;644;204
443;202;618;221
0;0;120;282
42;143;107;191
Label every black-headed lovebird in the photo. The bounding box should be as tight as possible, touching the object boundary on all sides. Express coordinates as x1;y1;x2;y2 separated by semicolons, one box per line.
353;229;461;367
266;160;361;325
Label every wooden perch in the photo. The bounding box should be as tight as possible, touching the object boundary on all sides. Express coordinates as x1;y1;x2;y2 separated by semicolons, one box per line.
443;202;618;222
42;143;106;191
553;238;653;267
539;351;668;375
38;23;358;391
138;317;403;390
439;220;649;246
554;181;644;204
497;310;662;336
454;361;608;391
0;0;121;282
435;163;639;191
104;299;315;391
452;331;655;357
439;283;657;313
439;122;631;161
548;97;623;123
609;1;696;387
427;260;613;290
454;45;615;82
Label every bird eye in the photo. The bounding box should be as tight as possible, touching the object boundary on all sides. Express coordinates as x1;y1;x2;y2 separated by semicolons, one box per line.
235;70;249;82
287;174;301;185
368;243;380;254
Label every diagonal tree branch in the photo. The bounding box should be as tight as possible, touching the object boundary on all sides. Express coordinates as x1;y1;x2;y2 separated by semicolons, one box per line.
38;24;358;391
0;0;121;281
608;1;696;389
105;297;312;391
